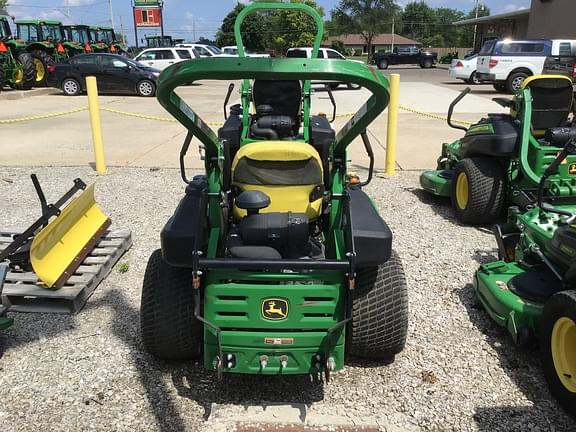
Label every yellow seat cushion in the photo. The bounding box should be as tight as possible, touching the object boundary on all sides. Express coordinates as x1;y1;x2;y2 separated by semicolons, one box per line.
232;141;324;219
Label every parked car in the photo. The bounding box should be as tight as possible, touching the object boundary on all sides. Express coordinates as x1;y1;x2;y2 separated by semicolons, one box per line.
133;47;198;71
221;45;270;58
175;43;235;58
286;47;363;89
370;46;437;70
46;53;160;96
449;54;481;84
476;38;576;93
543;46;576;84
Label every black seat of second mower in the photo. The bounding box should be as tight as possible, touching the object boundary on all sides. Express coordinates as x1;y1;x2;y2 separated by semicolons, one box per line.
252;80;302;119
524;75;574;132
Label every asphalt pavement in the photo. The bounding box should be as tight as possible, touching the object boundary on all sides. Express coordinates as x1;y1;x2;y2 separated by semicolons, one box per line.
0;66;506;171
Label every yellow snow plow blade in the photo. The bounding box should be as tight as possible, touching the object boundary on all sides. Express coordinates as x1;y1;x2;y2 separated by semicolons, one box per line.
30;183;111;289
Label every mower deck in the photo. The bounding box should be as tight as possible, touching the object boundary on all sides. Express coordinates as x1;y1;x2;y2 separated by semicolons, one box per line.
475;260;547;342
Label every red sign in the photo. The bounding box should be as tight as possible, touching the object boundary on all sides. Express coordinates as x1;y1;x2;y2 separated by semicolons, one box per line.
134;7;161;27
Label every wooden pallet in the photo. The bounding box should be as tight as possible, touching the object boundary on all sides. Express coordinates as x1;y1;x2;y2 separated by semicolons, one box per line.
0;228;132;314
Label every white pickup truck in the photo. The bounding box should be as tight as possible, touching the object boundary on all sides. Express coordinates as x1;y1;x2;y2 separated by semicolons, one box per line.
476;38;576;93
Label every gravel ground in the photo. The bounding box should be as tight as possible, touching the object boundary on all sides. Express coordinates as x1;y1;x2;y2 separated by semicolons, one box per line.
0;166;574;432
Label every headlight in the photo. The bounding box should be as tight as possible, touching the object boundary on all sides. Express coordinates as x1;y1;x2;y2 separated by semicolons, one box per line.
152;71;160;77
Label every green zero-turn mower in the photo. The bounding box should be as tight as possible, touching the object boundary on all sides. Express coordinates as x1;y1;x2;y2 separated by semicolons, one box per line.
420;75;576;225
475;136;576;417
140;1;409;380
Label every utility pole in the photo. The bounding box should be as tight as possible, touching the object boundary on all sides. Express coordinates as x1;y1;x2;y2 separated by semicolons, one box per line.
120;16;125;43
109;0;115;30
193;16;196;42
472;0;479;51
391;14;395;53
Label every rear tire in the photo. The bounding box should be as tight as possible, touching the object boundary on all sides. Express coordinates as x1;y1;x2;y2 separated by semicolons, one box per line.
468;71;481;85
451;157;505;225
493;82;507;93
506;72;529;94
378;59;389;70
61;78;81;96
136;79;155;97
421;59;433;69
349;251;409;360
539;290;576;419
140;249;202;360
30;50;53;86
13;53;35;90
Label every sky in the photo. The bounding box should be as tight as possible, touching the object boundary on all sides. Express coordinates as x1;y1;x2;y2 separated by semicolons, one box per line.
4;0;531;45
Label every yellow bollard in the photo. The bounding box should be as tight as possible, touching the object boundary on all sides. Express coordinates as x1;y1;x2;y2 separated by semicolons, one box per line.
86;76;106;174
385;73;400;176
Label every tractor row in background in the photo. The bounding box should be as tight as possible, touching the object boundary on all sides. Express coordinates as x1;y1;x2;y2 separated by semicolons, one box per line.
0;16;127;90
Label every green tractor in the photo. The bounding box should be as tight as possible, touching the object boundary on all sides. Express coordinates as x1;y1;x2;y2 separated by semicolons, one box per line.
15;19;70;85
88;26;127;54
420;76;576;225
0;16;35;90
140;2;409;379
475;136;576;417
62;24;99;54
145;35;183;48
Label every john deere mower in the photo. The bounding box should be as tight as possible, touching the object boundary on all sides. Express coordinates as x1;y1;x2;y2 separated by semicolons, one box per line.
140;1;408;379
420;75;575;225
475;133;576;417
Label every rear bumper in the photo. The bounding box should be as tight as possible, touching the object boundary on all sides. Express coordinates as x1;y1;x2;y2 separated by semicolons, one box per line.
203;273;347;375
476;72;496;82
46;75;59;88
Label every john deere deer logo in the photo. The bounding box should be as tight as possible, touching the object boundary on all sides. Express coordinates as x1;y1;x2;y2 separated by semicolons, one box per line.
569;163;576;175
262;298;288;320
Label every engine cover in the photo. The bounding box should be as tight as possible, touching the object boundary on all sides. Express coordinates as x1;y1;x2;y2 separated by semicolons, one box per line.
239;212;309;257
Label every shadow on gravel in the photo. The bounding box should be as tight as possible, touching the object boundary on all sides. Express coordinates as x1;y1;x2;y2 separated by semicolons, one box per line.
86;289;326;431
405;186;501;236
455;283;575;431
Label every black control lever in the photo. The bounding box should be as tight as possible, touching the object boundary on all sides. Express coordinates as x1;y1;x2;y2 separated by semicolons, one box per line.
325;85;337;123
179;131;194;184
359;131;374;187
447;87;471;132
223;83;235;120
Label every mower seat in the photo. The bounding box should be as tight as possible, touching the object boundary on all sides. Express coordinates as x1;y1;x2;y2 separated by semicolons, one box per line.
231;141;324;220
522;75;574;133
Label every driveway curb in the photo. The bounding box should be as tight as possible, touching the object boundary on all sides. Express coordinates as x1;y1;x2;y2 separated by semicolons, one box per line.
0;87;58;101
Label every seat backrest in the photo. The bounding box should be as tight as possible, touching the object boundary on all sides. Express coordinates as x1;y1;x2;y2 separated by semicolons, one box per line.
231;141;323;220
523;75;574;131
252;80;302;118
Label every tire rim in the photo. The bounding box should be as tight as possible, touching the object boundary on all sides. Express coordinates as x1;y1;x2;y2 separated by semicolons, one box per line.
472;74;481;85
512;76;525;91
139;81;153;96
13;67;24;84
455;172;469;210
551;317;576;393
63;80;78;95
33;58;45;81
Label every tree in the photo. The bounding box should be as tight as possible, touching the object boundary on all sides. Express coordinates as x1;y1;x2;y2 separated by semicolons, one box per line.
401;1;437;44
197;36;216;46
215;3;268;51
265;0;324;55
331;0;400;59
434;8;466;47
